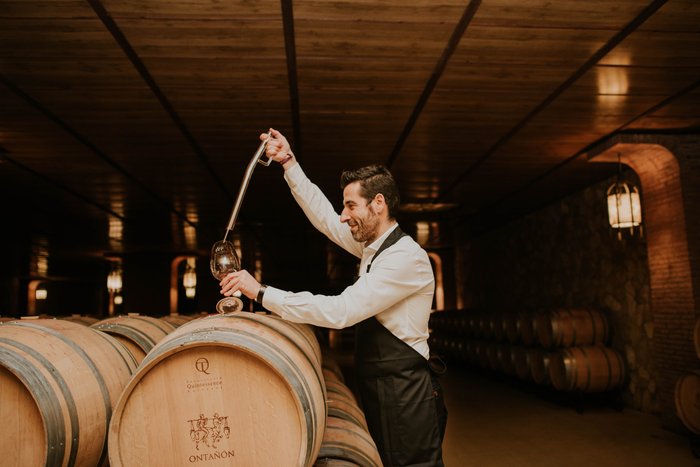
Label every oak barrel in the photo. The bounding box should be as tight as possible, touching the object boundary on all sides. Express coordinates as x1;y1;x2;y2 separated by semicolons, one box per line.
549;345;625;392
518;311;536;347
108;312;327;467
530;349;551;385
0;318;137;467
322;356;345;384
535;308;610;349
325;377;357;404
160;314;197;328
62;314;99;326
92;314;176;362
315;417;382;467
491;314;505;342
503;313;519;344
675;370;700;434
324;377;367;431
315;459;360;466
512;346;531;380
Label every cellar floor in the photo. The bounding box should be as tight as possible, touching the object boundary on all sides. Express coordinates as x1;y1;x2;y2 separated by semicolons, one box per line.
440;364;698;467
328;349;697;466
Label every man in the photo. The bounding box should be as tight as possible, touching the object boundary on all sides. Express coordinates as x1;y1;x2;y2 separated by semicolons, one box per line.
219;128;447;466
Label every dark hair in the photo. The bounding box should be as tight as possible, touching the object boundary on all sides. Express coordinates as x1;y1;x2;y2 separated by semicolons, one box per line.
340;164;400;219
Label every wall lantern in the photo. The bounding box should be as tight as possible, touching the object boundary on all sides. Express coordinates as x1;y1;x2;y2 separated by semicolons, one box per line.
607;154;642;239
107;266;123;293
183;257;197;298
35;285;48;301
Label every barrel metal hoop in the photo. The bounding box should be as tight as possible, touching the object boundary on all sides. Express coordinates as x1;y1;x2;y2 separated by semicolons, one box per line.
564;348;577;391
10;321;113;465
0;339;72;467
230;314;324;388
587;309;597;344
93;323;155;353
127;315;175;334
89;326;139;372
580;346;592;392
327;405;365;428
318;437;378;467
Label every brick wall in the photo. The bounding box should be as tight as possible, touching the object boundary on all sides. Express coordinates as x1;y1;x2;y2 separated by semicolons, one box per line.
455;175;656;412
590;134;700;428
455;133;700;425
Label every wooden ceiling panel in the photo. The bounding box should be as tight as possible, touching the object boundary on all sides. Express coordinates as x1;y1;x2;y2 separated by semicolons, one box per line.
600;32;700;68
393;1;640;194
452;159;616;216
468;0;654;29
631;87;700;129
0;87;183;250
636;0;700;32
0;10;220;217
598;1;700;68
497;54;700;151
0;0;697;264
294;1;470;23
101;0;291;181
293;0;467;195
445;70;686;204
101;0;278;19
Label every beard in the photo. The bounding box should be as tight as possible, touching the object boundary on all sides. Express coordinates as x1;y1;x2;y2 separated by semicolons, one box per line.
349;205;380;244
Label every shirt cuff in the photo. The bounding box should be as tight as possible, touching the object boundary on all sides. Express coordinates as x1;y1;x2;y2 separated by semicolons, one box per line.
261;285;287;316
282;162;305;189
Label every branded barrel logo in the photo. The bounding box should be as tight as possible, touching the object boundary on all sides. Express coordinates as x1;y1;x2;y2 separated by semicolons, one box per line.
195;357;210;375
188;413;231;451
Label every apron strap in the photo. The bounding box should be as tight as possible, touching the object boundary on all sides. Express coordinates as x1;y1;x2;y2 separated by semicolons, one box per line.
366;225;408;273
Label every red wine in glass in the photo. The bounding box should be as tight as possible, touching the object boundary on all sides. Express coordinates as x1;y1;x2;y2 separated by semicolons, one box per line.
210;240;243;313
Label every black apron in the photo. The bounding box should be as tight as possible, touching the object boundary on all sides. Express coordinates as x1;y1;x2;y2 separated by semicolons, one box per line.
355;227;447;466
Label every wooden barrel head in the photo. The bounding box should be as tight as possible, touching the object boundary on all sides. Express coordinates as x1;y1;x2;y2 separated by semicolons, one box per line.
109;313;326;467
675;371;700;434
111;346;304;466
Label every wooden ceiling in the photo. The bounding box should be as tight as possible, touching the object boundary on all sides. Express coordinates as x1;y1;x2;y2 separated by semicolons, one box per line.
1;0;699;259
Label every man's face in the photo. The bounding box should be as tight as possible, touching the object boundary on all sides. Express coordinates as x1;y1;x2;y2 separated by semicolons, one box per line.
340;181;381;244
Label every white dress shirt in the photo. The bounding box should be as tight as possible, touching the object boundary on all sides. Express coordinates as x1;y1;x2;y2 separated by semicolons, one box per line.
262;163;435;359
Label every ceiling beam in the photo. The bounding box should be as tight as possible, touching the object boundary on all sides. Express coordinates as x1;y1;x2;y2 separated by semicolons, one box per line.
281;0;303;158
458;76;700;230
87;0;232;202
0;75;195;228
438;0;669;200
385;0;482;169
0;150;125;221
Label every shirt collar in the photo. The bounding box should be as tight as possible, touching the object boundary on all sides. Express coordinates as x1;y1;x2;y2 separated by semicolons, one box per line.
364;222;399;254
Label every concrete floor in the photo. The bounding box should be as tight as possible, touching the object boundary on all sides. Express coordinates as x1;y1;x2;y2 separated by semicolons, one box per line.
440;365;699;467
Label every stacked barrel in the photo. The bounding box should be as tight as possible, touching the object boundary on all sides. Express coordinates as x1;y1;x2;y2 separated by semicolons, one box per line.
674;318;700;434
0;316;144;466
107;312;328;467
315;356;382;466
430;308;626;393
1;311;382;466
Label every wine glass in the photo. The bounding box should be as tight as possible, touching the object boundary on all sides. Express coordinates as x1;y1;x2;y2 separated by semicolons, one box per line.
210;240;244;314
210;131;273;314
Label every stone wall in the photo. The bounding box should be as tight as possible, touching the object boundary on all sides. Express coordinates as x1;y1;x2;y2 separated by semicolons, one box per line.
456;174;657;412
